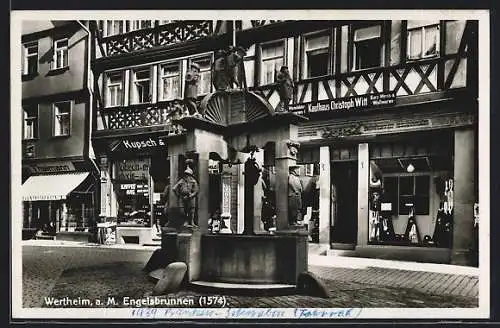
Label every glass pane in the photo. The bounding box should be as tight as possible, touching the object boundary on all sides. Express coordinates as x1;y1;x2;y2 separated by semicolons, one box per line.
424;26;438;56
62;50;68;67
399;176;414;195
162;77;180;100
262;60;276;84
56;39;68;48
408;28;422;59
399;195;414;215
415;175;430;195
414;195;430;215
199;72;211;95
307;51;329;77
355;38;381;69
28;57;38;74
262;42;284;59
193;57;211;70
354;25;381;41
407;20;440;29
109;73;122;84
306;34;329;50
162;64;179;76
136;69;150;80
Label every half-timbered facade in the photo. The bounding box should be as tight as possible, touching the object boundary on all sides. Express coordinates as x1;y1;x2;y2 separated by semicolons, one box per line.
90;19;478;265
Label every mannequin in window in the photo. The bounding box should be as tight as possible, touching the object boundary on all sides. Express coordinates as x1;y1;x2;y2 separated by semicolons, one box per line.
404;206;421;245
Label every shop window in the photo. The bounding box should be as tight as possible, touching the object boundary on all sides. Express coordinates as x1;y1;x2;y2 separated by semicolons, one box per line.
159;62;181;101
53;101;71;137
113;158;152;227
190;55;213;95
23;105;38;140
261;41;285;85
397;175;430;215
132;68;152;104
22;41;38;76
52;38;68;70
304;33;330;78
407;21;439;60
106;72;124;107
353;25;382;70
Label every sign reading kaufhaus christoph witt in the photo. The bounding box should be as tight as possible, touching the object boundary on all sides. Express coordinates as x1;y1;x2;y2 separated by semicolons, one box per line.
288;92;396;114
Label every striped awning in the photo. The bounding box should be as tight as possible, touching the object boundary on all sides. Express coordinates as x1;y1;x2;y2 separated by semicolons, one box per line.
22;172;90;201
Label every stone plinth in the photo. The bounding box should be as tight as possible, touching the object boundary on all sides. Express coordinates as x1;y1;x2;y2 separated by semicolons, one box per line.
161;227;202;282
200;233;308;285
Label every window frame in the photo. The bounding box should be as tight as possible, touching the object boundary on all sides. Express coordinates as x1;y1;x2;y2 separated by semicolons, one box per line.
23;104;39;140
52;101;72;137
106;71;125;108
158;61;182;101
351;23;384;71
302;30;332;80
260;39;287;86
52;38;69;70
132;67;152;104
406;23;440;61
189;54;214;96
22;41;38;76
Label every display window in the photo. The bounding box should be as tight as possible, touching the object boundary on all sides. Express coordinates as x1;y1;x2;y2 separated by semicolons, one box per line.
368;146;454;248
113;157;152;227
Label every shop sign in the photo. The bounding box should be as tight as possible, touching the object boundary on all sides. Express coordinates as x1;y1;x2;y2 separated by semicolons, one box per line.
113;136;169;153
114;158;151;181
31;161;75;173
288;92;396;115
120;183;136;195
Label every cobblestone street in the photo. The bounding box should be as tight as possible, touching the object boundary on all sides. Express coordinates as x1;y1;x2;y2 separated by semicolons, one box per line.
21;244;479;309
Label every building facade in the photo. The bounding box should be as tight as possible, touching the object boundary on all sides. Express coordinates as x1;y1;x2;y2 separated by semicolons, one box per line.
21;21;99;241
90;20;478;265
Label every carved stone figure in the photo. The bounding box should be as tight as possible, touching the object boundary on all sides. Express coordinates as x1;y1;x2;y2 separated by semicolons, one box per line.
172;166;199;227
184;62;201;116
286;140;300;158
288;165;304;225
212;50;229;91
276;66;294;111
226;46;246;89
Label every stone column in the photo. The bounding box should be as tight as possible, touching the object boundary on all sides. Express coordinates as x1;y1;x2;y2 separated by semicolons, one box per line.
452;128;476;265
275;140;297;231
357;143;369;246
253;149;265;233
61;202;68;231
48;201;53;231
197;151;210;233
237;164;245;233
318;146;331;244
28;201;33;228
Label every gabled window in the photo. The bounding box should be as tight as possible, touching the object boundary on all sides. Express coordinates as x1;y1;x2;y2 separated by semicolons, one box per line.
132;68;152;104
353;25;382;70
159;62;181;101
23;105;38;140
53;101;71;137
52;38;68;70
407;21;440;60
22;42;38;76
261;41;285;85
190;55;213;95
106;72;124;107
304;32;331;78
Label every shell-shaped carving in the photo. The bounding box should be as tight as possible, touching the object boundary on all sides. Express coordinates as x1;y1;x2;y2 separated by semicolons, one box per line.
200;90;275;126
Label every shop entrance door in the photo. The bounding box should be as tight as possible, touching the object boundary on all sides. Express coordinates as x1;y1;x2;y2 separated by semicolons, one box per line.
330;161;358;246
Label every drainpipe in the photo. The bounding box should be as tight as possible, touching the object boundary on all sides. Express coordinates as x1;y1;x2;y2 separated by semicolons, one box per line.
77;20;102;237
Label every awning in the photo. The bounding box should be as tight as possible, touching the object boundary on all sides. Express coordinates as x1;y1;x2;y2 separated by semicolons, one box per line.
22;172;90;201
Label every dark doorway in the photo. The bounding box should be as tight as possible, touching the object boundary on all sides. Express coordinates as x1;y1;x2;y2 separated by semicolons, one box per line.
330;161;358;245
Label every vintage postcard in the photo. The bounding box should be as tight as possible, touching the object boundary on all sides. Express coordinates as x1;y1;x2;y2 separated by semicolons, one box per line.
10;9;490;321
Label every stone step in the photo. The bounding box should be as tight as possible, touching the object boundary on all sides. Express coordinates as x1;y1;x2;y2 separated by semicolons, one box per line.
190;281;296;296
